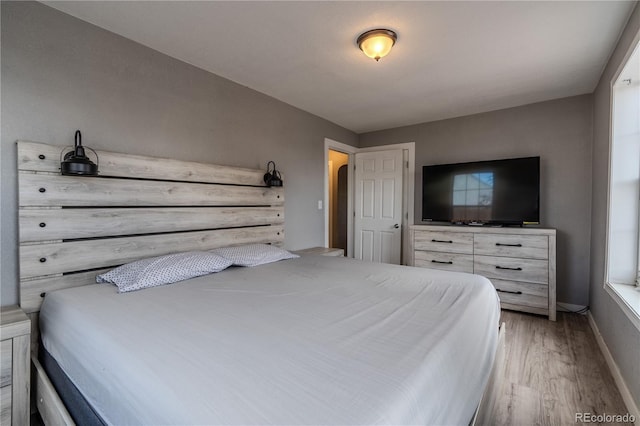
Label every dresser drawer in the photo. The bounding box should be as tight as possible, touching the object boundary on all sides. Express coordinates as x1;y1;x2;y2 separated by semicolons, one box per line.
415;251;474;273
490;279;549;310
0;384;11;426
474;234;548;259
414;230;473;254
474;255;549;284
0;340;11;388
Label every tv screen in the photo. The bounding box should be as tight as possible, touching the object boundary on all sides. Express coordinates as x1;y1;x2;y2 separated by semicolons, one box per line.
422;156;540;225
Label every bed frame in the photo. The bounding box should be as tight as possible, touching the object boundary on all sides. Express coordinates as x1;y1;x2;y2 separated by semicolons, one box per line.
17;140;504;425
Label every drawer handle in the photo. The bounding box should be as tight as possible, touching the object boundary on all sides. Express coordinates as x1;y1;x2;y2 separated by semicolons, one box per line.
496;243;522;247
431;239;453;243
496;265;522;271
432;260;453;264
496;289;523;295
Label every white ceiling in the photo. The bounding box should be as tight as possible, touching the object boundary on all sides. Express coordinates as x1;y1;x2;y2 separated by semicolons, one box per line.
44;1;636;134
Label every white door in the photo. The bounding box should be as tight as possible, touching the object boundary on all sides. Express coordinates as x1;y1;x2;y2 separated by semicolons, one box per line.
354;149;403;264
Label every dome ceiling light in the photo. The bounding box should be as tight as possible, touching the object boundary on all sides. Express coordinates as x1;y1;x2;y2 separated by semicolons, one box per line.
357;29;397;62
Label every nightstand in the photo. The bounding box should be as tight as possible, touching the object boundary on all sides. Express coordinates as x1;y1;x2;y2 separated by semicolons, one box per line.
1;305;31;426
295;247;345;257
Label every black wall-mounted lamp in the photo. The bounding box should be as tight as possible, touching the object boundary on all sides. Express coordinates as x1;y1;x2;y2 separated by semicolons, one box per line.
263;161;283;187
60;130;99;176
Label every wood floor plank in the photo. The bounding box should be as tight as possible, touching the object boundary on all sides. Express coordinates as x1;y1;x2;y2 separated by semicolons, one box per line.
496;383;549;426
562;319;629;422
496;310;632;425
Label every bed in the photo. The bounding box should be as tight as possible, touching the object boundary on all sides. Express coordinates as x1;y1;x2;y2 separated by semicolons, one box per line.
17;140;504;425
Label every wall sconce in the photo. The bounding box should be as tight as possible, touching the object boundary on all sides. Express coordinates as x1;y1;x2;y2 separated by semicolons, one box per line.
60;130;99;176
263;161;283;187
357;29;397;61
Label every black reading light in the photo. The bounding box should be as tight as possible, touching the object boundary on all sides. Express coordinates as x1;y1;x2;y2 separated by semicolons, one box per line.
60;130;99;176
263;161;283;187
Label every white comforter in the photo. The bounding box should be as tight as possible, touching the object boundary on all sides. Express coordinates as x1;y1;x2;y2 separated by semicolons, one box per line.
40;255;500;425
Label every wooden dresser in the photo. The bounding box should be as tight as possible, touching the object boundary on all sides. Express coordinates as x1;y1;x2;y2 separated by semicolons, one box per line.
410;225;556;320
1;305;31;425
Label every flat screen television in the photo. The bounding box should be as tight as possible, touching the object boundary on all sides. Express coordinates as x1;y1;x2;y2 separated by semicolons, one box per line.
422;156;540;226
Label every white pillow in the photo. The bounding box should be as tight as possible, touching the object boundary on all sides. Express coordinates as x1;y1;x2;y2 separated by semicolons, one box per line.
212;244;299;267
96;251;233;293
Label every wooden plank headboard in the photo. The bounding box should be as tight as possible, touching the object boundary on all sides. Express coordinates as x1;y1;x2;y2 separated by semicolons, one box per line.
18;141;285;315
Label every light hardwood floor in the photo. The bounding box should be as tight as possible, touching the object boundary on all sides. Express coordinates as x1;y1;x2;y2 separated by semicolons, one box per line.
496;310;632;425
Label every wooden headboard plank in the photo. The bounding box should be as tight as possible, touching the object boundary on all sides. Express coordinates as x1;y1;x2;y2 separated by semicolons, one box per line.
20;225;285;279
18;140;266;186
21;269;112;314
20;173;283;207
19;207;283;242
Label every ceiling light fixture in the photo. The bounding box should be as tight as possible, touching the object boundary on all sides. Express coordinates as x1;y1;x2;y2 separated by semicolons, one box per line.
357;29;397;62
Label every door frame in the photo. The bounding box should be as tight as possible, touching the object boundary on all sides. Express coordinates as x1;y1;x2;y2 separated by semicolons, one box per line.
324;138;415;264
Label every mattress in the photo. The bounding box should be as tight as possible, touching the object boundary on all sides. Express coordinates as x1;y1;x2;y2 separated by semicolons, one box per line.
40;254;501;425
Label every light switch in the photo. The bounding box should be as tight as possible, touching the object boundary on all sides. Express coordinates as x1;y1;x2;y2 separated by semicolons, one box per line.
317;200;323;210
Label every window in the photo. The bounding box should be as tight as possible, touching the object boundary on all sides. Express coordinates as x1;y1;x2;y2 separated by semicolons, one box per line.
606;39;640;329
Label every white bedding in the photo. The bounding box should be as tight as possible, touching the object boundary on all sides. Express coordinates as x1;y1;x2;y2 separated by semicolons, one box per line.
40;255;500;425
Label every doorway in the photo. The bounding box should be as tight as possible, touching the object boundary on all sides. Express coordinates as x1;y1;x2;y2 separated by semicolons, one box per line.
324;139;415;264
328;150;349;253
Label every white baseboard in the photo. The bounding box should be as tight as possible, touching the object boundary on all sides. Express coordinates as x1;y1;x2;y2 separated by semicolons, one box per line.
557;302;588;313
587;311;640;425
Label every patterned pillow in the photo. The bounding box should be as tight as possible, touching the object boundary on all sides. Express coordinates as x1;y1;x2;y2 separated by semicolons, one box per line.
96;251;233;293
212;244;299;267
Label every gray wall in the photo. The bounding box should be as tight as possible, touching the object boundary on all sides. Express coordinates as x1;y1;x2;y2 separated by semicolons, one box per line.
0;1;357;305
360;95;593;307
590;3;640;407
